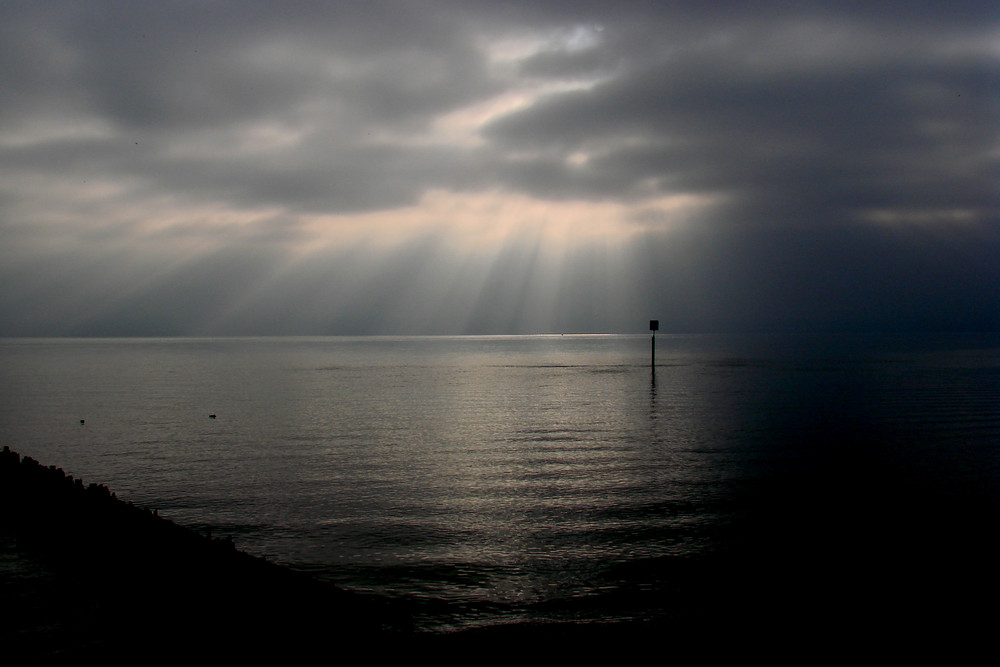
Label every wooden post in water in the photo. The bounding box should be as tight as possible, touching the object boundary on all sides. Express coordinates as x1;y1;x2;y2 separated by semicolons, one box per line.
649;319;659;369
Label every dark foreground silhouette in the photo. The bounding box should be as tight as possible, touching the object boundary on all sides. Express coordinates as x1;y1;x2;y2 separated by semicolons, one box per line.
3;443;998;659
0;446;411;659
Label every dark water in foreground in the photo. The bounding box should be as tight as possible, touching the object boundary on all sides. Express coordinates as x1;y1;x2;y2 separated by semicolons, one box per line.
2;333;998;632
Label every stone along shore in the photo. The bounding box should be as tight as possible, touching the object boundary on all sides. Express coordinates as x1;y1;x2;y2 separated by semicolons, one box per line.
0;446;409;658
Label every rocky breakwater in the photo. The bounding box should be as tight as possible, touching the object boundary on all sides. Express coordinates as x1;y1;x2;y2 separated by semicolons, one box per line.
0;446;409;658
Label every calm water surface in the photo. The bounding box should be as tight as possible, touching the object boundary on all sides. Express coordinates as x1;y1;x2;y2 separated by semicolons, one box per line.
2;334;999;631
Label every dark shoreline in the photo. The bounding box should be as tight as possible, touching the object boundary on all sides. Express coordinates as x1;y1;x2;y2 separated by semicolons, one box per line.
4;444;998;658
0;445;683;658
1;446;412;658
0;446;749;657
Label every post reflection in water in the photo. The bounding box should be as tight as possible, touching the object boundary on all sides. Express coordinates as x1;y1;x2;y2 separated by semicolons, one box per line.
649;362;657;414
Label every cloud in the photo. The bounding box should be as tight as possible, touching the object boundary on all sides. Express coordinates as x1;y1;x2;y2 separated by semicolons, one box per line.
0;2;997;335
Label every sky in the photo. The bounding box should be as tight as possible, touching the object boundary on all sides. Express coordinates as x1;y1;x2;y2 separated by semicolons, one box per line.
1;1;997;336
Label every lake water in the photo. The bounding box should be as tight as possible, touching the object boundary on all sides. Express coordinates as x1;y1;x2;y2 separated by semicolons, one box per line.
2;333;999;633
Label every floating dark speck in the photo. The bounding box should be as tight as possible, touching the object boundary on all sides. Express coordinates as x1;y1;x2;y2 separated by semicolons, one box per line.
209;414;217;419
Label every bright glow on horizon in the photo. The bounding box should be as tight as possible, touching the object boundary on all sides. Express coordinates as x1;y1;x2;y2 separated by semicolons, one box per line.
194;187;701;335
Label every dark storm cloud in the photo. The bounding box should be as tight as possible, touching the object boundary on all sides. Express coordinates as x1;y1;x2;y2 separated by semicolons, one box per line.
0;0;498;214
0;1;997;335
485;9;999;212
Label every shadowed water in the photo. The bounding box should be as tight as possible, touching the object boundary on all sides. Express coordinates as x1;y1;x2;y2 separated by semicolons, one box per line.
2;333;998;633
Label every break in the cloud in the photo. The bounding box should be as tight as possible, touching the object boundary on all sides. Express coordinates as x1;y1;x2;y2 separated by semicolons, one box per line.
1;1;997;335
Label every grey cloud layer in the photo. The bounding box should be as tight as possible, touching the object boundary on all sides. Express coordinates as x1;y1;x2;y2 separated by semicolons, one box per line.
488;13;999;211
1;1;997;334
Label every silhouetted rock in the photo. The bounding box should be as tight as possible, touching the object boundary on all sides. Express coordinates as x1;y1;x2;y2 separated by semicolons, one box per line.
0;446;409;658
